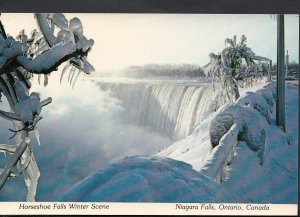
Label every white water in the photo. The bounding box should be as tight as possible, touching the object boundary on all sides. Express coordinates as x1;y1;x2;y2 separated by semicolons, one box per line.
94;79;228;141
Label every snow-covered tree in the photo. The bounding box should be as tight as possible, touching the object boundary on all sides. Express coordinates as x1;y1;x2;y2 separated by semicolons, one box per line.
0;13;94;201
202;35;271;101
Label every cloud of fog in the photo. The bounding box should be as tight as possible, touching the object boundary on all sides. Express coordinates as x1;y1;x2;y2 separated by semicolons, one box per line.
0;70;172;201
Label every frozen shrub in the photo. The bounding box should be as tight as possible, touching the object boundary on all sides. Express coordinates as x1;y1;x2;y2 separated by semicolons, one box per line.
202;35;271;101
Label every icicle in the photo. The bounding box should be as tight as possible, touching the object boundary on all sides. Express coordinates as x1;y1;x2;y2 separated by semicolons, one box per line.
68;66;75;83
24;154;40;202
18;153;31;173
34;127;41;146
2;76;18;104
71;70;81;89
60;62;71;84
38;74;41;85
43;74;48;87
69;68;77;85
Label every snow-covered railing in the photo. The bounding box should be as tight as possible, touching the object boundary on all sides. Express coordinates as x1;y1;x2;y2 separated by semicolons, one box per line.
200;124;239;182
200;81;276;182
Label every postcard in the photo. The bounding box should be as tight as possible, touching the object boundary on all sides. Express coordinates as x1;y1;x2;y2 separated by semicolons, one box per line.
0;1;298;215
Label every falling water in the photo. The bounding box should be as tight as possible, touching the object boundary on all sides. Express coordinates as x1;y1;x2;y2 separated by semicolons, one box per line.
95;80;227;141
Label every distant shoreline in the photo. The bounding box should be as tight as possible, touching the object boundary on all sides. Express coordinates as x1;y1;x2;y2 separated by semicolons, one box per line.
286;80;299;86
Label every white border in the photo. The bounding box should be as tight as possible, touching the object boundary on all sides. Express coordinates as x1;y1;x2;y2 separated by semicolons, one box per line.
0;202;298;215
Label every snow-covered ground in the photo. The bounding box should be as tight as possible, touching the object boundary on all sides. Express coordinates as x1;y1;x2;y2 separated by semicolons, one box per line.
60;80;298;203
61;155;234;202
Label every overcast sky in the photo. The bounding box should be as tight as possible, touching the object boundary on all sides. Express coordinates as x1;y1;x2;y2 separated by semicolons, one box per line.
2;13;299;72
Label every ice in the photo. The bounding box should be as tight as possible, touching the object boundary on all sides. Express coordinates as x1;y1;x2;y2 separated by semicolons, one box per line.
71;71;81;89
1;76;18;104
0;109;20;121
22;153;40;202
35;13;57;47
0;137;30;193
56;29;74;44
52;13;69;30
43;74;48;87
33;128;41;145
69;17;83;35
17;41;76;74
60;62;71;83
14;80;30;101
82;59;95;73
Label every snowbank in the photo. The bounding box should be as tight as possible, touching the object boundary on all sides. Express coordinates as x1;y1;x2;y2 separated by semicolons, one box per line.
60;155;233;202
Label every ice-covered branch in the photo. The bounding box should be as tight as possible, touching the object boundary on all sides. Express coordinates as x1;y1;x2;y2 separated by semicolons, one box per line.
0;12;94;201
35;13;57;47
0;144;18;153
17;41;76;74
0;110;21;121
0;137;30;190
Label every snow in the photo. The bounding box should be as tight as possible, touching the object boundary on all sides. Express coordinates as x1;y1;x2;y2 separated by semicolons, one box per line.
157;117;213;171
236;91;271;123
210;103;268;153
255;87;275;113
60;80;298;203
221;141;269;203
159;81;297;203
60;155;233;202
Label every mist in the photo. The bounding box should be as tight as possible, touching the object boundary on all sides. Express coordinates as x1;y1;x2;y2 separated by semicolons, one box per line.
0;69;172;201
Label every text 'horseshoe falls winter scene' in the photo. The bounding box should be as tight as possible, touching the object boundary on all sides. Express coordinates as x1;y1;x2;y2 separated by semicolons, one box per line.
0;13;298;205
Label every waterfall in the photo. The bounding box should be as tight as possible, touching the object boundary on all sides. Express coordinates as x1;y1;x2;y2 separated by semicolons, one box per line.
95;80;227;141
